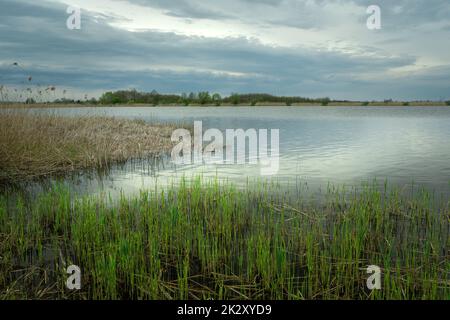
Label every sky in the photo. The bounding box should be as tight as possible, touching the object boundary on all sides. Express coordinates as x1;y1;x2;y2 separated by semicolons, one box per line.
0;0;449;101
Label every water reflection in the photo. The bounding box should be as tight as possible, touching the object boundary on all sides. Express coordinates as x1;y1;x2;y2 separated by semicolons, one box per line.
15;106;450;197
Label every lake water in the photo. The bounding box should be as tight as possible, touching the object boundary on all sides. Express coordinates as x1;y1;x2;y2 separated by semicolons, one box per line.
30;106;450;197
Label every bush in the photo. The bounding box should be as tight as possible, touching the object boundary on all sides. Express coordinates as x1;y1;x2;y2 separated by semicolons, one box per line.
230;94;240;106
320;97;330;106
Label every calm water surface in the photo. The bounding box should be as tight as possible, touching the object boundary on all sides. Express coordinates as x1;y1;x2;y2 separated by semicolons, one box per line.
31;106;450;197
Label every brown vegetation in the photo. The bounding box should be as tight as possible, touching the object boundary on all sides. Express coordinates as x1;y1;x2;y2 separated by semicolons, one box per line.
0;111;181;182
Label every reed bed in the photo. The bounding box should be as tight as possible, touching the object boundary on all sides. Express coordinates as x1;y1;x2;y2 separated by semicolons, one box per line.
0;178;448;300
0;111;181;182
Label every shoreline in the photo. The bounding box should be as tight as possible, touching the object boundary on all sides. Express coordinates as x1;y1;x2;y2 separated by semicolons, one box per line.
1;102;450;108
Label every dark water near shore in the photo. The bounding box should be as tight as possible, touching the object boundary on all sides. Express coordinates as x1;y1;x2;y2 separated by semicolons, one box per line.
24;106;450;197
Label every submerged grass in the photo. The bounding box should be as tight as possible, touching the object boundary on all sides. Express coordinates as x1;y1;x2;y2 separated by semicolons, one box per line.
0;111;182;183
0;178;448;300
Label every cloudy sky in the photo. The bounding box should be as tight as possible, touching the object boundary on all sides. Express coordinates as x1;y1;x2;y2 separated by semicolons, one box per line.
0;0;449;100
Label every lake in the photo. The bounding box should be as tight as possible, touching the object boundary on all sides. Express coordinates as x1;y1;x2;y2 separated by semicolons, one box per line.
28;106;450;197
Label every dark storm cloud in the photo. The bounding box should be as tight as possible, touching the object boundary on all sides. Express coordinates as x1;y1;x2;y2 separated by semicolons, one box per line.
0;0;449;100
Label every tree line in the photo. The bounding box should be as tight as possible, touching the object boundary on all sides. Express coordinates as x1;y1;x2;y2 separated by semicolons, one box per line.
97;90;333;106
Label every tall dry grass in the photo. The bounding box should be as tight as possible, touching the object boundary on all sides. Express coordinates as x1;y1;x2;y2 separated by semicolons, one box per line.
0;111;180;182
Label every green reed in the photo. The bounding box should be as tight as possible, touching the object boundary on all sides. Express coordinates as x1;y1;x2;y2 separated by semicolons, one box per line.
0;178;448;300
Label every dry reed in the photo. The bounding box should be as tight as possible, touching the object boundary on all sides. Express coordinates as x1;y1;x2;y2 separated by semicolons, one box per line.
0;111;181;182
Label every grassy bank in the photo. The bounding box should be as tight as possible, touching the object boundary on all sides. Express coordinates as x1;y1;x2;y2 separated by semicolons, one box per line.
0;111;181;183
0;178;448;299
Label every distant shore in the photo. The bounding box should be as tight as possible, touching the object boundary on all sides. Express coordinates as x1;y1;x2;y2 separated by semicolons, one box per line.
1;101;450;108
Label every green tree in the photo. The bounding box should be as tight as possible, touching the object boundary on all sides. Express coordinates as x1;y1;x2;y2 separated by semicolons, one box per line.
152;95;160;106
99;92;121;104
320;97;330;106
188;92;197;103
180;93;189;106
230;93;240;106
198;91;211;105
212;93;222;106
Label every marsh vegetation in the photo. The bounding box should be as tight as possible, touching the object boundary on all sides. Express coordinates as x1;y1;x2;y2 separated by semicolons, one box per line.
0;111;182;183
0;178;448;299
